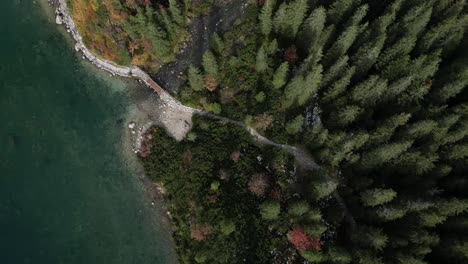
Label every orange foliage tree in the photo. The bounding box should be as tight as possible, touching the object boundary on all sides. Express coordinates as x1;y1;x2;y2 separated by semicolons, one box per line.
287;227;323;251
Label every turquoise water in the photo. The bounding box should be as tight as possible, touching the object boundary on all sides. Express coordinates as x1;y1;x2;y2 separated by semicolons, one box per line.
0;1;176;263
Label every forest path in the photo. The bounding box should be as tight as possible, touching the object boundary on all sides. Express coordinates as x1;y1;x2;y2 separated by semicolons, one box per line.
57;0;355;236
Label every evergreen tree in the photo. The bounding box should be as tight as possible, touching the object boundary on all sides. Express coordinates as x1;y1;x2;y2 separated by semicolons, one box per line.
360;188;397;207
327;0;362;26
368;113;410;145
322;8;364;68
289;200;310;216
259;0;275;36
202;51;218;76
168;0;184;26
260;200;281;220
361;140;413;169
329;105;362;127
273;0;308;39
272;62;289;89
321;66;355;102
255;46;268;73
297;7;326;54
210;33;224;55
283;65;322;108
350;75;388;106
188;65;204;91
286;115;304;135
353;225;388;251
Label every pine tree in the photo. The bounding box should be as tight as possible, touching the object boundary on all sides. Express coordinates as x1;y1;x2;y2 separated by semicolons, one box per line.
350;75;388;106
255;46;268;73
321;66;355;103
322;7;365;68
310;178;337;201
283;65;322;108
368;113;410;145
327;0;362;26
210;33;224;55
272;62;289;89
188;65;204;91
375;206;407;221
297;7;326;54
285;115;304;135
353;225;388;251
260;200;281;220
168;0;184;26
289;200;310;217
329;105;362;127
259;0;275;36
360;188;397;207
273;0;308;39
361;140;413;169
202;51;218;76
321;56;350;88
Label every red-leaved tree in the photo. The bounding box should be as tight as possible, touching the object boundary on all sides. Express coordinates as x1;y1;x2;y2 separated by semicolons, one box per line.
288;227;323;251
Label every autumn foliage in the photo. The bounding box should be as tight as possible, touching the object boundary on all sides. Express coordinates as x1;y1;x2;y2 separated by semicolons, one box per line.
288;227;323;251
191;224;212;241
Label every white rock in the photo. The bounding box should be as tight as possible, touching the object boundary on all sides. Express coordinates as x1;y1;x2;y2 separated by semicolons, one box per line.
55;15;63;25
128;122;136;129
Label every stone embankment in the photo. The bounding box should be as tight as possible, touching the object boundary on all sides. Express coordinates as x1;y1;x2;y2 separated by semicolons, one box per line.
55;0;184;106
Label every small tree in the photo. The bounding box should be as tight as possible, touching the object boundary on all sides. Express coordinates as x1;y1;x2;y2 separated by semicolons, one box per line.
289;200;309;217
248;174;269;197
259;0;275;36
310;179;337;201
286;115;304;135
360;188;397;207
288;226;323;251
260;200;280;220
272;62;289;89
202;51;218;76
188;65;204;91
255;91;266;103
255;46;268;72
219;220;235;236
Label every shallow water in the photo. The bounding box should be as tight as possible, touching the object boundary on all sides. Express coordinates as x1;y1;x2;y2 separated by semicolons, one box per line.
0;1;176;263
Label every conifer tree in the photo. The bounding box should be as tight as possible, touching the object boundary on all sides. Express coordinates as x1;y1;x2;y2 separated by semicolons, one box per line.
297;7;326;54
350;75;388;106
210;33;224;55
272;62;289;89
255;46;268;73
202;51;218;76
322;13;363;68
327;0;362;26
260;200;281;220
273;0;308;39
188;65;204;91
368;113;410;145
353;225;388;251
283;65;322;108
168;0;184;26
361;140;413;169
321;66;355;103
360;188;397;207
286;115;304;135
329;105;362;127
259;0;275;36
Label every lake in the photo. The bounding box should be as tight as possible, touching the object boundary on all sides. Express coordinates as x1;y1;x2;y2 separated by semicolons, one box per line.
0;1;176;263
